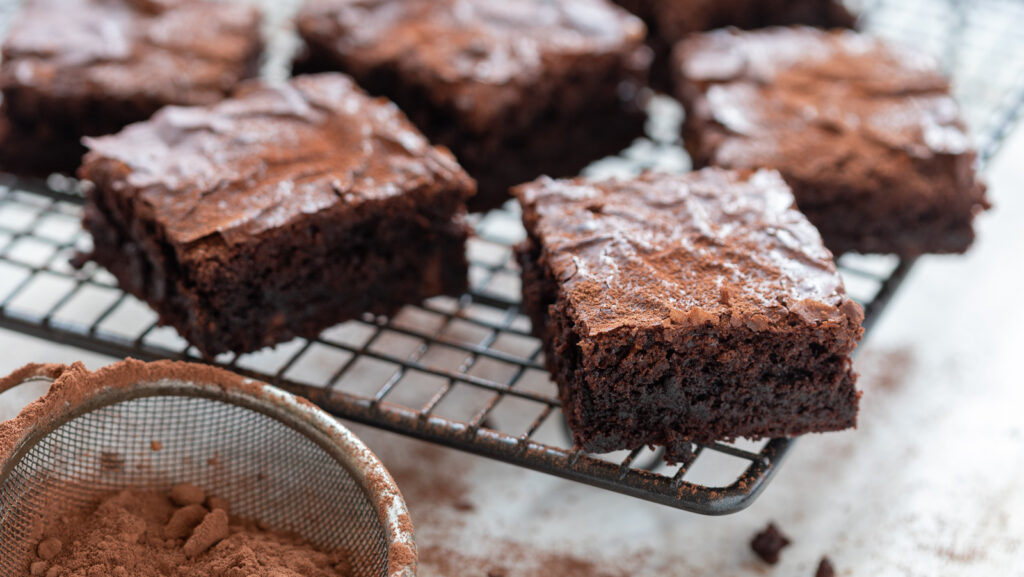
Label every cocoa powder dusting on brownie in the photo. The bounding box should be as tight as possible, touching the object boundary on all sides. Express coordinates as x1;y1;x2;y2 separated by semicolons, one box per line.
751;522;791;565
26;487;351;577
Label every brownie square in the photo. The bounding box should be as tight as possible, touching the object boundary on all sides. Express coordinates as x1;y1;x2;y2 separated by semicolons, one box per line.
0;0;263;176
613;0;854;88
515;169;863;460
80;73;475;357
674;28;989;256
294;0;651;211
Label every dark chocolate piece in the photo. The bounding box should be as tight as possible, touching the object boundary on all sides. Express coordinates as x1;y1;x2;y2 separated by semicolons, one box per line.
751;522;791;565
515;168;863;458
0;0;263;175
294;0;651;211
674;27;988;256
815;557;836;577
81;73;474;357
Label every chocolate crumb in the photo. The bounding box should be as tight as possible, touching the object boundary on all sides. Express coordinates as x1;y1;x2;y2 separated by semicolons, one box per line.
662;440;695;465
487;570;507;577
150;440;163;452
751;522;790;564
68;251;90;270
29;561;47;576
452;498;475;512
815;557;836;577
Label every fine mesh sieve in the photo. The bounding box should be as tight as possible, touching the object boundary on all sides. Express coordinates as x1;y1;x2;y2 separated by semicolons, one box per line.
0;360;416;577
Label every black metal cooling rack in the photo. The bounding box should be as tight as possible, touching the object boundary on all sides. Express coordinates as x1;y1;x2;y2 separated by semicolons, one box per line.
0;0;1023;515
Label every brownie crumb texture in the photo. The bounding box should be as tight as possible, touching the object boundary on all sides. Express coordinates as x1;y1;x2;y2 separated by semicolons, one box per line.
26;485;351;577
751;522;791;565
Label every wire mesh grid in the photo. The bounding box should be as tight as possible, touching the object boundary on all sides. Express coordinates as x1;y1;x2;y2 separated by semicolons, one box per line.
0;0;1022;515
0;390;390;576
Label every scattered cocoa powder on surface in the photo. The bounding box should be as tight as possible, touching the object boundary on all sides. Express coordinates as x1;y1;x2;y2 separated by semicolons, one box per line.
388;542;417;577
380;440;475;519
418;543;635;577
860;347;915;392
25;486;351;577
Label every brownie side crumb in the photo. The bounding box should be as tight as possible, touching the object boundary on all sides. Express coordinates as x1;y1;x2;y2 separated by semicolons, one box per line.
815;557;836;577
751;522;791;565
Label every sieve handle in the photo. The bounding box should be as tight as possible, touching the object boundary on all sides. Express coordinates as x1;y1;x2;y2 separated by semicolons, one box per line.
0;363;72;395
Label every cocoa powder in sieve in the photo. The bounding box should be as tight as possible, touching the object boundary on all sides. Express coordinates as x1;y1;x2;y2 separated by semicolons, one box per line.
25;485;351;577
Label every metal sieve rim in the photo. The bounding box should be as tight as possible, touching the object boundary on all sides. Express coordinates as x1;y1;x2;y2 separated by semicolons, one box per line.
0;360;417;577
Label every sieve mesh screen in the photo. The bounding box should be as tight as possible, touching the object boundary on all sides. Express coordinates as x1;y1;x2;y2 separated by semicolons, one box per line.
0;391;389;577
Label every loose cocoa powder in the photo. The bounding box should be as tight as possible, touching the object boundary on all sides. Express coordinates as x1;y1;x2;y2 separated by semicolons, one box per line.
25;485;351;577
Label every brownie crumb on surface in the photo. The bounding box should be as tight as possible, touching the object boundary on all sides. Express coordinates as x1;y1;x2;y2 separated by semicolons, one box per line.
751;522;791;565
815;556;836;577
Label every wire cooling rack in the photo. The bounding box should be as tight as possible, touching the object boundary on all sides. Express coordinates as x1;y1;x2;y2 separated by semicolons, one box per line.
0;0;1023;515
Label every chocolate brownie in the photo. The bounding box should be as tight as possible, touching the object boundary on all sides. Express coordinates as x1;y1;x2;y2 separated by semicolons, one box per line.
613;0;854;89
515;169;863;460
674;27;989;256
0;0;263;176
294;0;651;211
80;73;475;357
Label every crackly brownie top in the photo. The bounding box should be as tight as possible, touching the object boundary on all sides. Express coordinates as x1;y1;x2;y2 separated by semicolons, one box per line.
1;0;260;104
675;27;974;169
515;169;863;335
297;0;646;130
82;73;473;246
